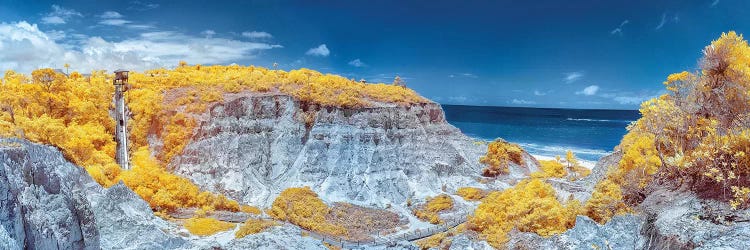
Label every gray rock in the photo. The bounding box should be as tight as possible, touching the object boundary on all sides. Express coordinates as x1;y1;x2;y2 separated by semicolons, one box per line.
0;138;100;249
90;182;188;250
449;234;493;250
225;225;327;250
640;187;750;249
0;225;20;250
170;93;538;207
506;215;645;250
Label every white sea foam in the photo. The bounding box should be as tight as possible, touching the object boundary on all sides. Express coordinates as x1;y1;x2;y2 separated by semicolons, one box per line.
565;118;635;123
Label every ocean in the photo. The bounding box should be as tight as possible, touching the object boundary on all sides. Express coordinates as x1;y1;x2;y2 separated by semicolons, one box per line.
442;105;641;162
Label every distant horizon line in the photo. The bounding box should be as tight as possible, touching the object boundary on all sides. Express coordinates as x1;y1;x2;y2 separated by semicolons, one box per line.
439;103;639;112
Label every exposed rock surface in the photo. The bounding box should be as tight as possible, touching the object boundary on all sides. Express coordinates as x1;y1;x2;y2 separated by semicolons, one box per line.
223;225;327;250
505;215;645;249
171;93;538;207
639;187;750;249
90;182;188;250
0;138;189;250
0;138;100;249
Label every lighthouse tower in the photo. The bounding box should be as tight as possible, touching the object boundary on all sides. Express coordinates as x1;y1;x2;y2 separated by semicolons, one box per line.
113;69;130;170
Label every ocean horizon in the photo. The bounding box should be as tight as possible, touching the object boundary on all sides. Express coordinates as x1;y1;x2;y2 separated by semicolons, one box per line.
442;104;641;162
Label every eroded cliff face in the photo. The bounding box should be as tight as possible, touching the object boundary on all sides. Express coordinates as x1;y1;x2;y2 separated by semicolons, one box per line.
0;139;188;250
0;139;100;250
170;92;535;206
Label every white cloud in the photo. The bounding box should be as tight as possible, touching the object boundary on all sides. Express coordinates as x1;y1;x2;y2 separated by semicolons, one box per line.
711;0;720;7
201;30;216;38
41;5;82;25
564;71;583;83
99;19;132;26
306;44;330;57
511;99;536;105
348;59;366;67
0;21;283;74
449;96;468;103
129;1;160;11
242;31;272;39
576;85;600;96
533;90;547;96
656;13;667;30
99;11;123;19
610;19;629;36
613;96;645;105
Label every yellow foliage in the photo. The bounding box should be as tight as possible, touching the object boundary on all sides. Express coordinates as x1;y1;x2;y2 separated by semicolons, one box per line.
584;179;629;223
456;187;486;201
235;218;279;238
241;205;262;215
533;158;567;179
468;179;579;248
119;147;240;212
415;232;448;250
269;187;347;237
183;217;235;236
585;31;750;222
479;139;524;177
414;194;454;224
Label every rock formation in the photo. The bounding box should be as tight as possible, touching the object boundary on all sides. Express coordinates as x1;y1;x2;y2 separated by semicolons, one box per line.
170;93;538;207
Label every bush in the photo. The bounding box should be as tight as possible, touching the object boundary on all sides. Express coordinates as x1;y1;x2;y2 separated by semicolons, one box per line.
184;217;235;236
586;31;750;224
413;194;454;224
468;179;579;248
235;218;279;238
480;140;524;177
269;187;347;237
456;187;486;201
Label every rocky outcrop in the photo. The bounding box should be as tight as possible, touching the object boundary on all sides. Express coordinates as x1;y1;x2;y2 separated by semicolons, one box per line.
224;225;327;249
90;183;188;250
506;215;646;249
0;138;100;249
0;139;190;250
171;93;537;206
639;187;750;249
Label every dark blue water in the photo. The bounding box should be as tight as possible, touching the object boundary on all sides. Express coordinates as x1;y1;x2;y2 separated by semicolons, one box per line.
442;105;641;162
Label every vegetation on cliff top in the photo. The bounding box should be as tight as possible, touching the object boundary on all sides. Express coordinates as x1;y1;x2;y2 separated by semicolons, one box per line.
0;64;425;214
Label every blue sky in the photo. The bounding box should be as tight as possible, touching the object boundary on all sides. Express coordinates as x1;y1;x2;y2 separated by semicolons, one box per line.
0;0;746;109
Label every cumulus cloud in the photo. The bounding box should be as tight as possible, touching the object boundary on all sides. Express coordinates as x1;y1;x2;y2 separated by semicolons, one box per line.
348;59;366;67
306;44;330;57
564;71;584;83
41;5;82;25
0;21;283;74
242;31;272;39
576;85;600;96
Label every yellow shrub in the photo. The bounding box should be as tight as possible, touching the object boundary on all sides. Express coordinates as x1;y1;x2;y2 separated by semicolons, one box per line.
184;217;235;236
456;187;486;201
235;218;279;238
468;179;579;248
415;232;448;250
479;140;524;177
584;179;629;223
532;158;567;179
269;187;347;237
414;194;453;224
